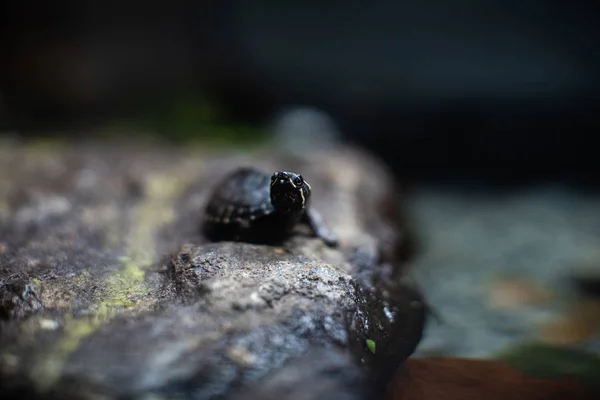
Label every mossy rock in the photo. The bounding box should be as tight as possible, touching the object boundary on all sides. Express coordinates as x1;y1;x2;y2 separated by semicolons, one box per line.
0;138;422;400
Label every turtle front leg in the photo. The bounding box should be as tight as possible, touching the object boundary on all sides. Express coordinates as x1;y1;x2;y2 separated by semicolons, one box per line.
303;208;339;247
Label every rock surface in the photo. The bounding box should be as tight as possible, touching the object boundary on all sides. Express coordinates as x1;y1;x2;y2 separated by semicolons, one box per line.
0;139;425;399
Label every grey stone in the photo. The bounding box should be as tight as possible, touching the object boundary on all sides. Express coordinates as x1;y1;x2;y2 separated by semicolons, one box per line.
0;139;424;400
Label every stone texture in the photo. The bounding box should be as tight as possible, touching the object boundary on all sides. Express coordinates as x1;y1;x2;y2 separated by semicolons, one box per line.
0;139;424;399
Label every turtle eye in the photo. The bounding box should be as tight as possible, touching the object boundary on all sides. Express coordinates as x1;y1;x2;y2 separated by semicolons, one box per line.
293;175;304;186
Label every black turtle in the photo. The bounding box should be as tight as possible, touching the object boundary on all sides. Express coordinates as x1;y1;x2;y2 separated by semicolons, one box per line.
202;167;338;247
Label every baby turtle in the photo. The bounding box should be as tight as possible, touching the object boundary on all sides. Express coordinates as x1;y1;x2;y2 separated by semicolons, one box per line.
202;167;338;247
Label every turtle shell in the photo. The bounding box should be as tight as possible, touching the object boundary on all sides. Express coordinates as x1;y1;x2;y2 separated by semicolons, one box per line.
204;167;274;227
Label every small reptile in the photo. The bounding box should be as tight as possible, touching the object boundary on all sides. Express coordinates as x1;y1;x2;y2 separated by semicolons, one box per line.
202;167;338;247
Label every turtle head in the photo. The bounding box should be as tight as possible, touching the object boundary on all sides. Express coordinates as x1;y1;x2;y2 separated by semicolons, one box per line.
270;171;311;213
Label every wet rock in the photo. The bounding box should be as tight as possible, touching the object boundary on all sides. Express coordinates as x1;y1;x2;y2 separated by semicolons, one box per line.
0;139;424;399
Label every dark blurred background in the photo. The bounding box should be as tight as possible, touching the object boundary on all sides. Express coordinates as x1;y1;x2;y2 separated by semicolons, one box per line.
1;0;599;183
